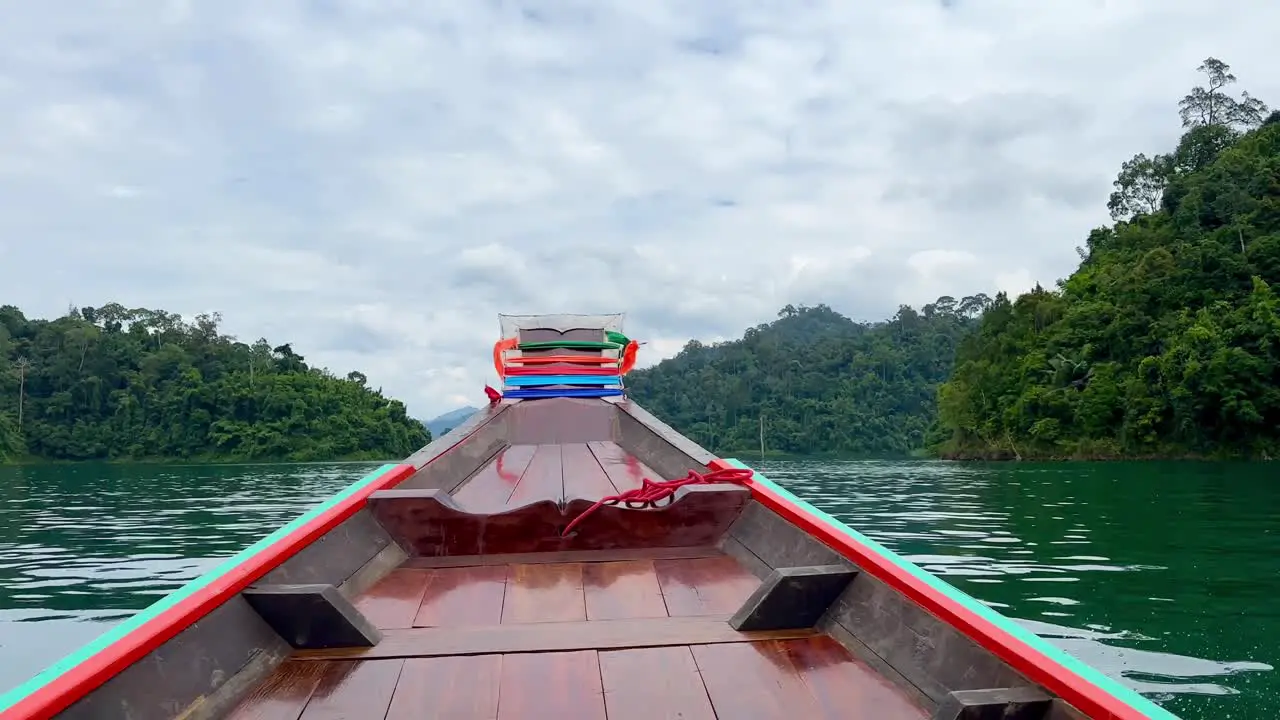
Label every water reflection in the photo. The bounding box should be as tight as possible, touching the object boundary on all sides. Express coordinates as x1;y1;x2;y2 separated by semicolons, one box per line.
0;459;1275;719
1020;619;1271;698
0;463;379;612
0;461;380;694
759;459;1277;718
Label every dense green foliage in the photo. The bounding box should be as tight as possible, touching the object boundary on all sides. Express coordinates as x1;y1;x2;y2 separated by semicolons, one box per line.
0;304;429;463
931;58;1280;459
7;57;1273;464
627;299;987;456
634;58;1280;461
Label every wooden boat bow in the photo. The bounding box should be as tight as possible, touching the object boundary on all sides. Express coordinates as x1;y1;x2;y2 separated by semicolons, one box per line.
0;313;1180;720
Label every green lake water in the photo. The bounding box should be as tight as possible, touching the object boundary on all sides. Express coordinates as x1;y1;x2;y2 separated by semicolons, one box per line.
0;459;1274;719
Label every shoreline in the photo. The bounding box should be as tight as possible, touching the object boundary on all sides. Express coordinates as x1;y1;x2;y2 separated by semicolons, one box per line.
7;447;1274;466
932;447;1273;462
0;453;398;467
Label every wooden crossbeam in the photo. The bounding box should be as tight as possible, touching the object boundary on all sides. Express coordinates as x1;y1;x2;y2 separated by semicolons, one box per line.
402;545;723;569
242;583;381;650
931;687;1054;720
729;565;858;632
291;615;816;661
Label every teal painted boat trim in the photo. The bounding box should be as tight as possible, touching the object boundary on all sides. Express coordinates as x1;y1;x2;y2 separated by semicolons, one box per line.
723;458;1180;720
0;462;402;715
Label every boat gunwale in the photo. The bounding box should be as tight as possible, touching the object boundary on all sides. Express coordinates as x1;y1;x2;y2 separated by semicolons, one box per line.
0;401;515;719
0;462;416;720
712;457;1179;720
0;395;1178;720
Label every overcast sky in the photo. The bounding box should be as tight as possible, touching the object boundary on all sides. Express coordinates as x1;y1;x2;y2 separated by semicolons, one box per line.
1;1;1277;420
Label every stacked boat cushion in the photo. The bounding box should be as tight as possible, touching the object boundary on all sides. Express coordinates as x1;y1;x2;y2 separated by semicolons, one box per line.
499;331;626;399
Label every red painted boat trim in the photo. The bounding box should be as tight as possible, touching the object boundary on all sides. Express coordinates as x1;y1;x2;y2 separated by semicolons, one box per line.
503;355;618;365
503;365;622;376
8;407;514;719
710;458;1143;720
5;462;416;720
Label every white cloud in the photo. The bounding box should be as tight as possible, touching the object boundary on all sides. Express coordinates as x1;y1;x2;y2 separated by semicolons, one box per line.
996;268;1039;298
2;0;1278;418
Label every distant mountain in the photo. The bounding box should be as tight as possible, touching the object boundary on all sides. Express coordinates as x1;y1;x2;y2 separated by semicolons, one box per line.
625;301;983;456
425;406;480;437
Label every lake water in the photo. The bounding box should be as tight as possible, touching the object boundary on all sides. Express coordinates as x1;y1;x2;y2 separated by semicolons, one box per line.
0;459;1275;719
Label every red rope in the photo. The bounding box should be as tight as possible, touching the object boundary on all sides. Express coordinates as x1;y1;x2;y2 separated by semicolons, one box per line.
561;466;755;537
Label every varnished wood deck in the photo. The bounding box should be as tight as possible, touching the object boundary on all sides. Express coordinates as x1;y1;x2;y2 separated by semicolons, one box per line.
351;554;762;630
228;555;927;719
451;441;659;512
226;442;927;719
228;637;925;720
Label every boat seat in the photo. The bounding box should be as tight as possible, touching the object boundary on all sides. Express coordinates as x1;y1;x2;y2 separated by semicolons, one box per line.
930;687;1054;720
241;583;381;650
728;564;858;632
365;485;750;557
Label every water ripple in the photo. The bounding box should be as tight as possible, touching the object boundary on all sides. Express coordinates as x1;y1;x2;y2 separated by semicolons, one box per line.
1;459;1276;719
758;459;1276;719
0;461;379;688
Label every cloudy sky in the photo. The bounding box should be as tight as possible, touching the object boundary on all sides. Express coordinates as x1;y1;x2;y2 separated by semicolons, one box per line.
1;1;1277;420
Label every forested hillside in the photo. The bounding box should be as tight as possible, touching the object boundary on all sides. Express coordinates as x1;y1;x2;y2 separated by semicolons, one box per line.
0;304;429;462
931;58;1280;459
626;298;989;456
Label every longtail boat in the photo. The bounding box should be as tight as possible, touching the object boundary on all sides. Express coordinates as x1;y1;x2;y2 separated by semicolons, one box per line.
0;314;1178;720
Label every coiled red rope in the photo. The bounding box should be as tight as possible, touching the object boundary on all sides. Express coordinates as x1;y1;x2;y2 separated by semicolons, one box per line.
561;466;755;537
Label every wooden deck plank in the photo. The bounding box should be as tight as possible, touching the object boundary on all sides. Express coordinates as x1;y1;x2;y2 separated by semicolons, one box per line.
352;569;431;630
501;563;585;624
582;561;669;621
691;642;822;720
587;440;660;490
413;565;509;627
298;659;403;719
292;616;817;661
496;650;606;720
654;556;761;617
453;444;538;512
561;442;618;500
403;545;723;569
783;636;929;720
385;655;503;720
599;646;716;720
506;444;564;507
225;660;329;720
